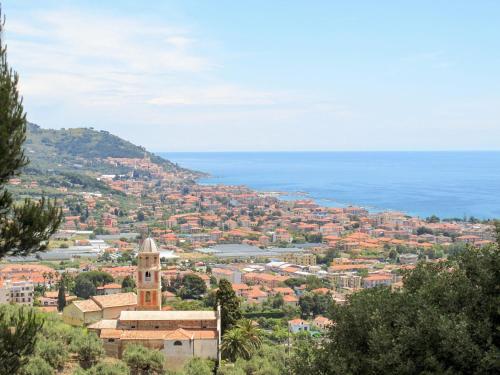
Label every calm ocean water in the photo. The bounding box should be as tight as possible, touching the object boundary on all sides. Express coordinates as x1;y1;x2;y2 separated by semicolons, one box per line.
159;152;500;219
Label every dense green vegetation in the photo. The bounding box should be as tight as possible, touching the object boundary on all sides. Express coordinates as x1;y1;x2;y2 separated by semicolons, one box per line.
25;123;185;174
167;274;208;300
291;236;500;375
74;271;115;298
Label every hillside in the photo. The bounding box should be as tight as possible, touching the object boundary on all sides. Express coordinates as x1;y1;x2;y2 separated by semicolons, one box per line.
6;123;204;198
24;123;191;175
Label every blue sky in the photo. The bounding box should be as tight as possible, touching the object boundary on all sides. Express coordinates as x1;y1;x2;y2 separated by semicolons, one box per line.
3;0;500;151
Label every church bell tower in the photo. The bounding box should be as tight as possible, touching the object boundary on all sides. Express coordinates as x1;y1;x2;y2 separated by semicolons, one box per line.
136;237;162;310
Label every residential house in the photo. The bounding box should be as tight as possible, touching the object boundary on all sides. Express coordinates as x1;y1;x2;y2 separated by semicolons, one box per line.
96;283;123;295
288;318;310;333
313;316;333;331
363;274;392;289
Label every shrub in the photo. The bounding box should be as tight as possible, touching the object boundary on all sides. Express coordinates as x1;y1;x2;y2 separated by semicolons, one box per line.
36;338;68;369
86;361;130;375
74;333;105;369
183;357;215;375
123;344;166;375
20;356;54;375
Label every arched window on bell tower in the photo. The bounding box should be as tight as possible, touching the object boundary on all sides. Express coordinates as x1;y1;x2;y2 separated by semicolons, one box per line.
145;291;151;303
145;271;151;281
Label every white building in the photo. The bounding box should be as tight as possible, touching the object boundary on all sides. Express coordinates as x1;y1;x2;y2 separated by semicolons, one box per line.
6;280;34;306
288;318;310;333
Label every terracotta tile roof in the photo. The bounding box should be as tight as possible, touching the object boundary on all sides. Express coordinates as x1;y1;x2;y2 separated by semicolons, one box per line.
119;310;216;321
74;299;101;313
91;292;137;309
100;328;122;339
97;283;122;290
88;319;118;330
364;274;392;281
112;329;217;340
44;291;59;299
231;283;251;291
212;268;234;275
243;272;289;282
244;287;267;298
329;264;370;271
288;318;307;325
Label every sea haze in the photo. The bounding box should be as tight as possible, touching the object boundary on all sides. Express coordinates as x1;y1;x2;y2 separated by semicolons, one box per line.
159;151;500;219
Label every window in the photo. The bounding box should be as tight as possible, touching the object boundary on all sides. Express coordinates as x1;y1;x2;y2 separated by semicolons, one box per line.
108;339;115;343
145;271;151;281
154;325;159;329
131;325;136;329
145;291;151;303
173;341;183;346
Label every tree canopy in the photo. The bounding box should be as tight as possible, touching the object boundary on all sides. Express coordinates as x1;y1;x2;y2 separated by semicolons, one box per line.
294;236;500;375
74;270;114;298
179;274;207;300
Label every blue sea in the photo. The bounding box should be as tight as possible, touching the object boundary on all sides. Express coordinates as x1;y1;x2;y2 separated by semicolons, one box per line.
159;152;500;219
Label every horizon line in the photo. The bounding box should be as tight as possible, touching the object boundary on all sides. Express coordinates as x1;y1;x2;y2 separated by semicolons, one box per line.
155;149;500;153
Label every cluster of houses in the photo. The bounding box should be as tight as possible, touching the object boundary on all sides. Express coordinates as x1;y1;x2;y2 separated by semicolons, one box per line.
10;153;493;260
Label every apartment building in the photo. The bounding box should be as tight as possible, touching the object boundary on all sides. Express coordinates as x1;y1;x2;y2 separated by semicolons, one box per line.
8;280;34;305
282;252;317;266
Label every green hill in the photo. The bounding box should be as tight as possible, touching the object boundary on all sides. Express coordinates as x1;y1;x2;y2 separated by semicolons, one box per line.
24;123;195;175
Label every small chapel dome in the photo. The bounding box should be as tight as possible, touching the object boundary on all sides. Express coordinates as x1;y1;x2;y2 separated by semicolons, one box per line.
140;237;159;253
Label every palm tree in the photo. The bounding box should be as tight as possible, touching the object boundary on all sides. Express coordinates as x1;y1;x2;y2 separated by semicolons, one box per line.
221;328;252;362
237;319;262;351
221;319;262;362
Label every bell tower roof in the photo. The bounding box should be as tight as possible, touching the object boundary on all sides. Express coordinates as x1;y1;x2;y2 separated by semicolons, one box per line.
140;237;158;253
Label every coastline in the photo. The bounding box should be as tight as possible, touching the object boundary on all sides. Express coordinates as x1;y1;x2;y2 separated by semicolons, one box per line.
166;151;500;221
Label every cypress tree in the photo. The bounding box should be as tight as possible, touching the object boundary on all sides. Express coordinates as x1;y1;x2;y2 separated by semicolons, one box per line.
57;280;66;312
215;279;242;335
0;9;62;259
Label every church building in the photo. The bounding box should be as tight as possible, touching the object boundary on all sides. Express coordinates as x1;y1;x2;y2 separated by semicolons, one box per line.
88;237;220;367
